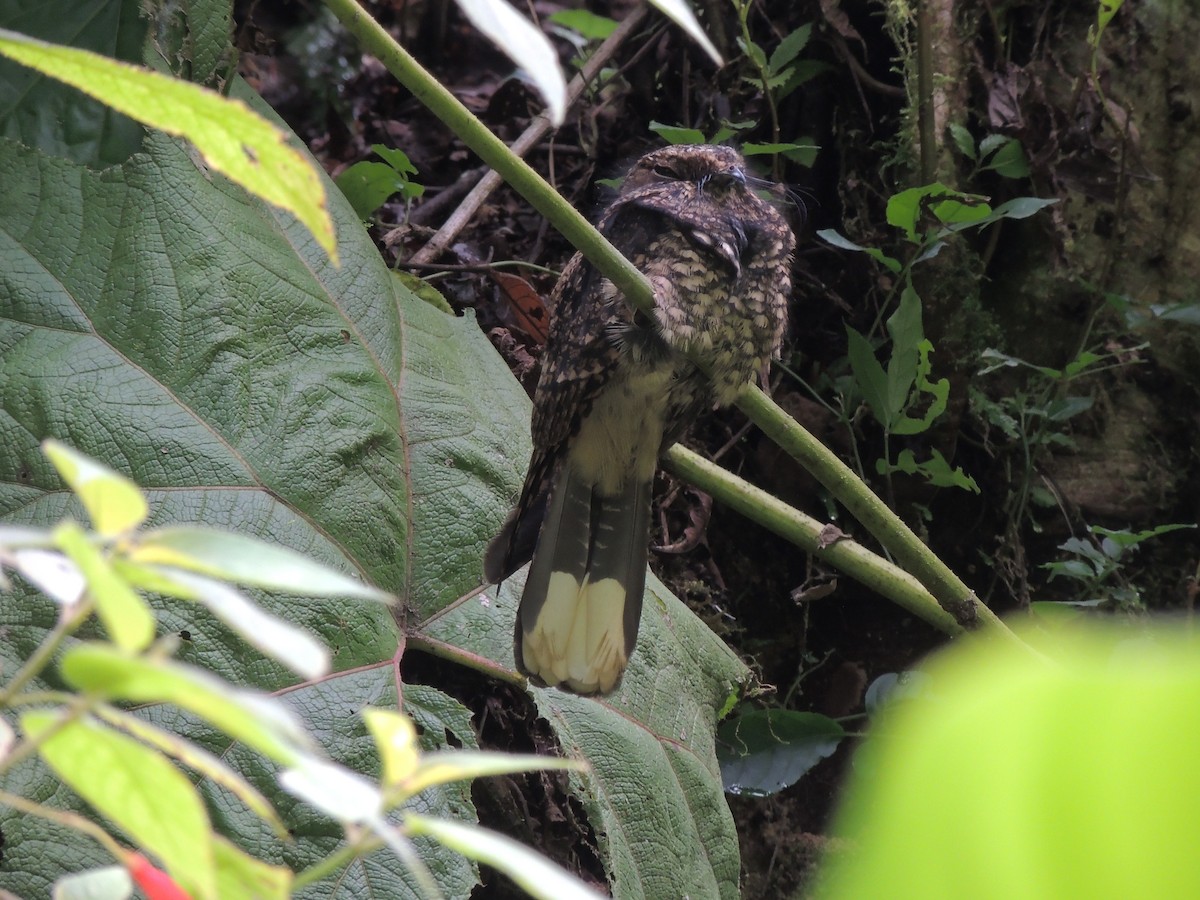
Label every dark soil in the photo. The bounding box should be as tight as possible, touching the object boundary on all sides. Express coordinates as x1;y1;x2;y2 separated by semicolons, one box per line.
236;1;1200;896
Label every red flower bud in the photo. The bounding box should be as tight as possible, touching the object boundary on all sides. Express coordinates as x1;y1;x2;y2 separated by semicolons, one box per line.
126;853;192;900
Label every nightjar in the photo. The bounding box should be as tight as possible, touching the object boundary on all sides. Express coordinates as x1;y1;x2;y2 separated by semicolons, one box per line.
484;144;794;694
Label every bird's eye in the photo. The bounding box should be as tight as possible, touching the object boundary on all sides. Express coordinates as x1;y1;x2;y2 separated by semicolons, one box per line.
652;164;679;179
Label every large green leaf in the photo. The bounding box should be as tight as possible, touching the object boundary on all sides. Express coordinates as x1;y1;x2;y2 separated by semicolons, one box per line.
423;570;748;899
0;124;502;896
0;13;750;899
0;0;146;165
0;755;115;895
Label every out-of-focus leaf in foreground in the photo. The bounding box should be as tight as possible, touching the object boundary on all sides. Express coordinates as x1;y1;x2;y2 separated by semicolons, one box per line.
815;624;1200;899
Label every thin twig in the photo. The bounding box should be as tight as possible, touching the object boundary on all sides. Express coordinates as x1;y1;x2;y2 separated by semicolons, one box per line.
407;6;650;265
0;598;92;707
0;788;127;861
396;259;558;276
293;832;384;890
405;165;488;227
0;695;93;780
833;33;906;99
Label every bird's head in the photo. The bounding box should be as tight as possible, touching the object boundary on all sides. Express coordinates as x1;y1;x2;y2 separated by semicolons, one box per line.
623;144;750;198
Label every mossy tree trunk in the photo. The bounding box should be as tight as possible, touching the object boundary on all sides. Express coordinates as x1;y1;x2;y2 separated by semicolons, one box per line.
808;0;1198;604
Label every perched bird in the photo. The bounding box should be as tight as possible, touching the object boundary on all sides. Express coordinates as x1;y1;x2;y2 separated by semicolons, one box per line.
484;144;794;694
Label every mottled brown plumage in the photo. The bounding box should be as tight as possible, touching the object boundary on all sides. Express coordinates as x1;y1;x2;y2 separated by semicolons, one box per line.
485;145;794;694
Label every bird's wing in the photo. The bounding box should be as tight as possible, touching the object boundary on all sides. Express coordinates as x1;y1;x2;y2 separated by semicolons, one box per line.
484;256;626;581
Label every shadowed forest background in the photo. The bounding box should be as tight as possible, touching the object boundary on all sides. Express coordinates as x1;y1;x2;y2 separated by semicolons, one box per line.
0;0;1196;896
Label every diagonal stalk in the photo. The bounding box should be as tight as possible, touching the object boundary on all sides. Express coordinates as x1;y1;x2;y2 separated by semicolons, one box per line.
666;445;960;633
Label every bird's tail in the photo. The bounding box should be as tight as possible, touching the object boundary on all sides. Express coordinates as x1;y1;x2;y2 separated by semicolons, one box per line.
516;463;649;694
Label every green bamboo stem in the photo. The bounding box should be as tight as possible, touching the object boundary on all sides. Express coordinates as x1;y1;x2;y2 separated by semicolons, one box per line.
734;388;1010;634
665;445;960;634
322;0;1020;643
